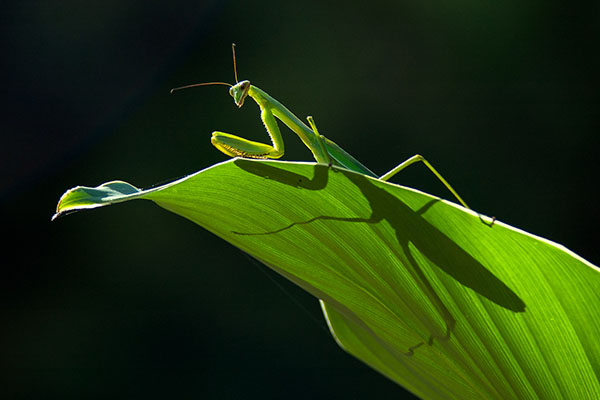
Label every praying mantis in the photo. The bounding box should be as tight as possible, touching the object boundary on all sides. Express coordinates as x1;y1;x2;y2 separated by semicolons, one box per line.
171;44;470;210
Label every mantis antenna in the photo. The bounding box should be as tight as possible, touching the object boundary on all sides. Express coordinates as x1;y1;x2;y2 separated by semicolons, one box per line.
232;43;239;83
170;44;240;93
170;81;231;93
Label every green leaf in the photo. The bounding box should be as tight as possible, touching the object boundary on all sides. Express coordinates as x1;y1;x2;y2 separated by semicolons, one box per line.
54;159;600;399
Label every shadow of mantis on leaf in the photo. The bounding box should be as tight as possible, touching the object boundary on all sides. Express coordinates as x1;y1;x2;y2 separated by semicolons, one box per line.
233;159;525;354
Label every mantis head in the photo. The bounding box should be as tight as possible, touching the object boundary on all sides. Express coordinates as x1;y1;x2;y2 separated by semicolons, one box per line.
229;80;251;108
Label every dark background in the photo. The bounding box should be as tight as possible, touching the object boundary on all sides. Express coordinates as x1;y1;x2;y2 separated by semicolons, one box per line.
3;0;598;398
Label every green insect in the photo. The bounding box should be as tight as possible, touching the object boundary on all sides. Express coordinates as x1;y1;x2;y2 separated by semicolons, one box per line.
171;44;469;209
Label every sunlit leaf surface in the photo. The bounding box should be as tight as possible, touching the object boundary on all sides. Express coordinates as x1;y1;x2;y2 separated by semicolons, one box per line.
54;159;600;399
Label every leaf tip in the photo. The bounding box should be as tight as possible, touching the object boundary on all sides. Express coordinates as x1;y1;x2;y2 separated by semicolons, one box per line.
51;180;141;221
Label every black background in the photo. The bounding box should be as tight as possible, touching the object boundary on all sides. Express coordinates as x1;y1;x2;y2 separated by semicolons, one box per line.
3;0;598;398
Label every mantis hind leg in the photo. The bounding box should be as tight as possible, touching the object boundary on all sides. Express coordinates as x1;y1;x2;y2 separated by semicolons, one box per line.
379;154;470;209
211;107;285;159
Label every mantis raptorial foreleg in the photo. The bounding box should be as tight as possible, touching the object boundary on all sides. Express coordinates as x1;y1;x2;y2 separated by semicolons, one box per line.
210;106;285;159
379;155;470;209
